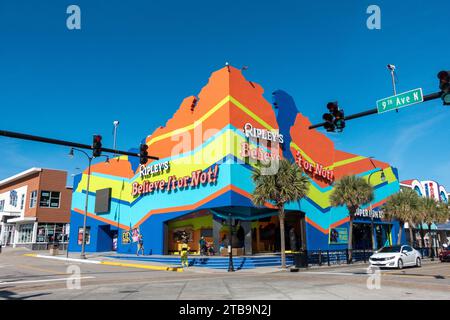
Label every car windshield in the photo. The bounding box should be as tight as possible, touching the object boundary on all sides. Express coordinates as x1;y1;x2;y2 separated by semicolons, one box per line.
378;246;402;253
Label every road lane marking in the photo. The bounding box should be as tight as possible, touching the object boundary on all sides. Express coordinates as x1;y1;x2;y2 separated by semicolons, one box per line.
0;276;95;286
16;264;67;275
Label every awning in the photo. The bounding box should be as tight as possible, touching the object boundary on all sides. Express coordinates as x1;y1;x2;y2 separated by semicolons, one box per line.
436;223;450;231
211;206;279;221
7;217;36;224
418;222;438;230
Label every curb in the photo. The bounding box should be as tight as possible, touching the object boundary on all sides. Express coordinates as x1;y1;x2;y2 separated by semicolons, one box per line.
23;254;183;272
24;253;101;264
100;261;183;272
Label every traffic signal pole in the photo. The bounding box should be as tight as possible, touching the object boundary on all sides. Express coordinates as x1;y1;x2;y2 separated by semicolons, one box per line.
0;129;159;160
309;91;443;130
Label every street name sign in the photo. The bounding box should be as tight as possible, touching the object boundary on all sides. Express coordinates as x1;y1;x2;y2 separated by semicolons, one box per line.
376;88;424;114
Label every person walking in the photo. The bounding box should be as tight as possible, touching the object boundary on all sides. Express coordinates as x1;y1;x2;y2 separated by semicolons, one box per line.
199;236;207;256
136;234;145;256
180;240;190;268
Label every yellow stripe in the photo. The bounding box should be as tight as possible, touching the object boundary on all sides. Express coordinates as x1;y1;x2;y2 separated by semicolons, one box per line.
291;143;319;165
148;96;230;145
229;96;275;131
101;261;183;272
291;142;366;170
147;95;277;146
326;156;366;169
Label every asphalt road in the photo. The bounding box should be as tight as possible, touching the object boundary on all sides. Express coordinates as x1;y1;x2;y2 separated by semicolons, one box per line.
0;249;449;300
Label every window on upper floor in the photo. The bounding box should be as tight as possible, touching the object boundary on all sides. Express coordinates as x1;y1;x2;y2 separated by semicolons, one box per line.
0;200;4;212
39;191;61;208
30;190;37;208
9;190;18;207
20;194;25;210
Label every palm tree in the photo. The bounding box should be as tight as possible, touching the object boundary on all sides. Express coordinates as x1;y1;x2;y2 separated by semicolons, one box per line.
252;158;310;269
419;197;448;259
329;175;374;263
383;188;421;246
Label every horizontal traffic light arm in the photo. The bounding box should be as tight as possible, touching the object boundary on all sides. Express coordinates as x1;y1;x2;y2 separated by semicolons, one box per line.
0;129;159;160
308;91;443;130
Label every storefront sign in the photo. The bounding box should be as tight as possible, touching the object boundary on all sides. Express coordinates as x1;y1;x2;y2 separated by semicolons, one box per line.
295;151;334;183
132;165;219;197
329;227;348;244
355;208;384;219
139;161;170;178
243;123;284;144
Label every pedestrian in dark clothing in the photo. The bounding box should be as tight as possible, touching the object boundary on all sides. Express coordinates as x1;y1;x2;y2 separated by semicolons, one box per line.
199;236;207;256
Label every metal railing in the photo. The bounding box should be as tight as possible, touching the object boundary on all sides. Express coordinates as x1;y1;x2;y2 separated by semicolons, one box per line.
294;248;375;268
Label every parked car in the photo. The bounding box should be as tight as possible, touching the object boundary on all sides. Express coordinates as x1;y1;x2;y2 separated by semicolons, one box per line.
438;247;450;262
369;245;421;269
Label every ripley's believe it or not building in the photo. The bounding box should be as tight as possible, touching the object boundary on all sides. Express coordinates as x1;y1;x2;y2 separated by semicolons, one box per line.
68;66;403;255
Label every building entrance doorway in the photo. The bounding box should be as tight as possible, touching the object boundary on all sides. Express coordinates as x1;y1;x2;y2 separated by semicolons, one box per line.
375;224;392;249
352;223;373;250
252;212;303;254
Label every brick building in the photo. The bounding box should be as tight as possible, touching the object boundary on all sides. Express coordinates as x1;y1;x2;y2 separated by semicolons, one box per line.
0;168;72;249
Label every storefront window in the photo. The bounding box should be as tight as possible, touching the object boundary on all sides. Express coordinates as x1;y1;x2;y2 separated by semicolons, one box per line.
1;225;15;245
17;224;34;243
39;191;60;208
36;223;68;243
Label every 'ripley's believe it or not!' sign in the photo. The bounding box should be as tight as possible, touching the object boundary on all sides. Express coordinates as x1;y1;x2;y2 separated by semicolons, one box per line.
132;165;219;197
295;151;334;184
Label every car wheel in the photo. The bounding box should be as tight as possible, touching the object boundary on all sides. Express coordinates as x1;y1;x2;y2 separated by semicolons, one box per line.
416;257;421;267
397;259;403;269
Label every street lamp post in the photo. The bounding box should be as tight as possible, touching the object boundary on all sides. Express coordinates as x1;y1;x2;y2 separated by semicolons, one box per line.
69;148;109;259
112;121;119;157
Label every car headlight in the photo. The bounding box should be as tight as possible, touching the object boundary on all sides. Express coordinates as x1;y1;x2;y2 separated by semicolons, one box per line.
387;256;396;260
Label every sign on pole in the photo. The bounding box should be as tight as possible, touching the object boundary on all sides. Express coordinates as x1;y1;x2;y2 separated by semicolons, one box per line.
376;88;424;114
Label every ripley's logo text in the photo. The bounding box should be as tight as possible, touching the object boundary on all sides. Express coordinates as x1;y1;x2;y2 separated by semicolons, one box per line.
139;161;170;178
244;123;284;144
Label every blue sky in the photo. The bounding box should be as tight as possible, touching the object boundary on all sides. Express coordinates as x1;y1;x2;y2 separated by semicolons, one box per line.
0;0;449;188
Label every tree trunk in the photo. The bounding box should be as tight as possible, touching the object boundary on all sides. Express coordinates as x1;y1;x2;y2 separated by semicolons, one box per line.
428;223;433;259
419;224;426;249
397;221;403;245
408;222;415;247
278;206;286;269
348;217;353;263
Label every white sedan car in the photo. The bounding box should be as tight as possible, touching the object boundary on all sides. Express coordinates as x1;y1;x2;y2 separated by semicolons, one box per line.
369;245;422;269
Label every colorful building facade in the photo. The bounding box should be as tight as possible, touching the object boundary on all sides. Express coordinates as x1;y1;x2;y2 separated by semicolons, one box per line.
68;66;401;255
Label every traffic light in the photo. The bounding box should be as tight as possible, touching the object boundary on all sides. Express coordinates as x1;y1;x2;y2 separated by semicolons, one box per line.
438;71;450;105
323;102;345;132
92;135;102;158
327;102;338;113
333;109;345;132
139;143;149;165
322;113;335;132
